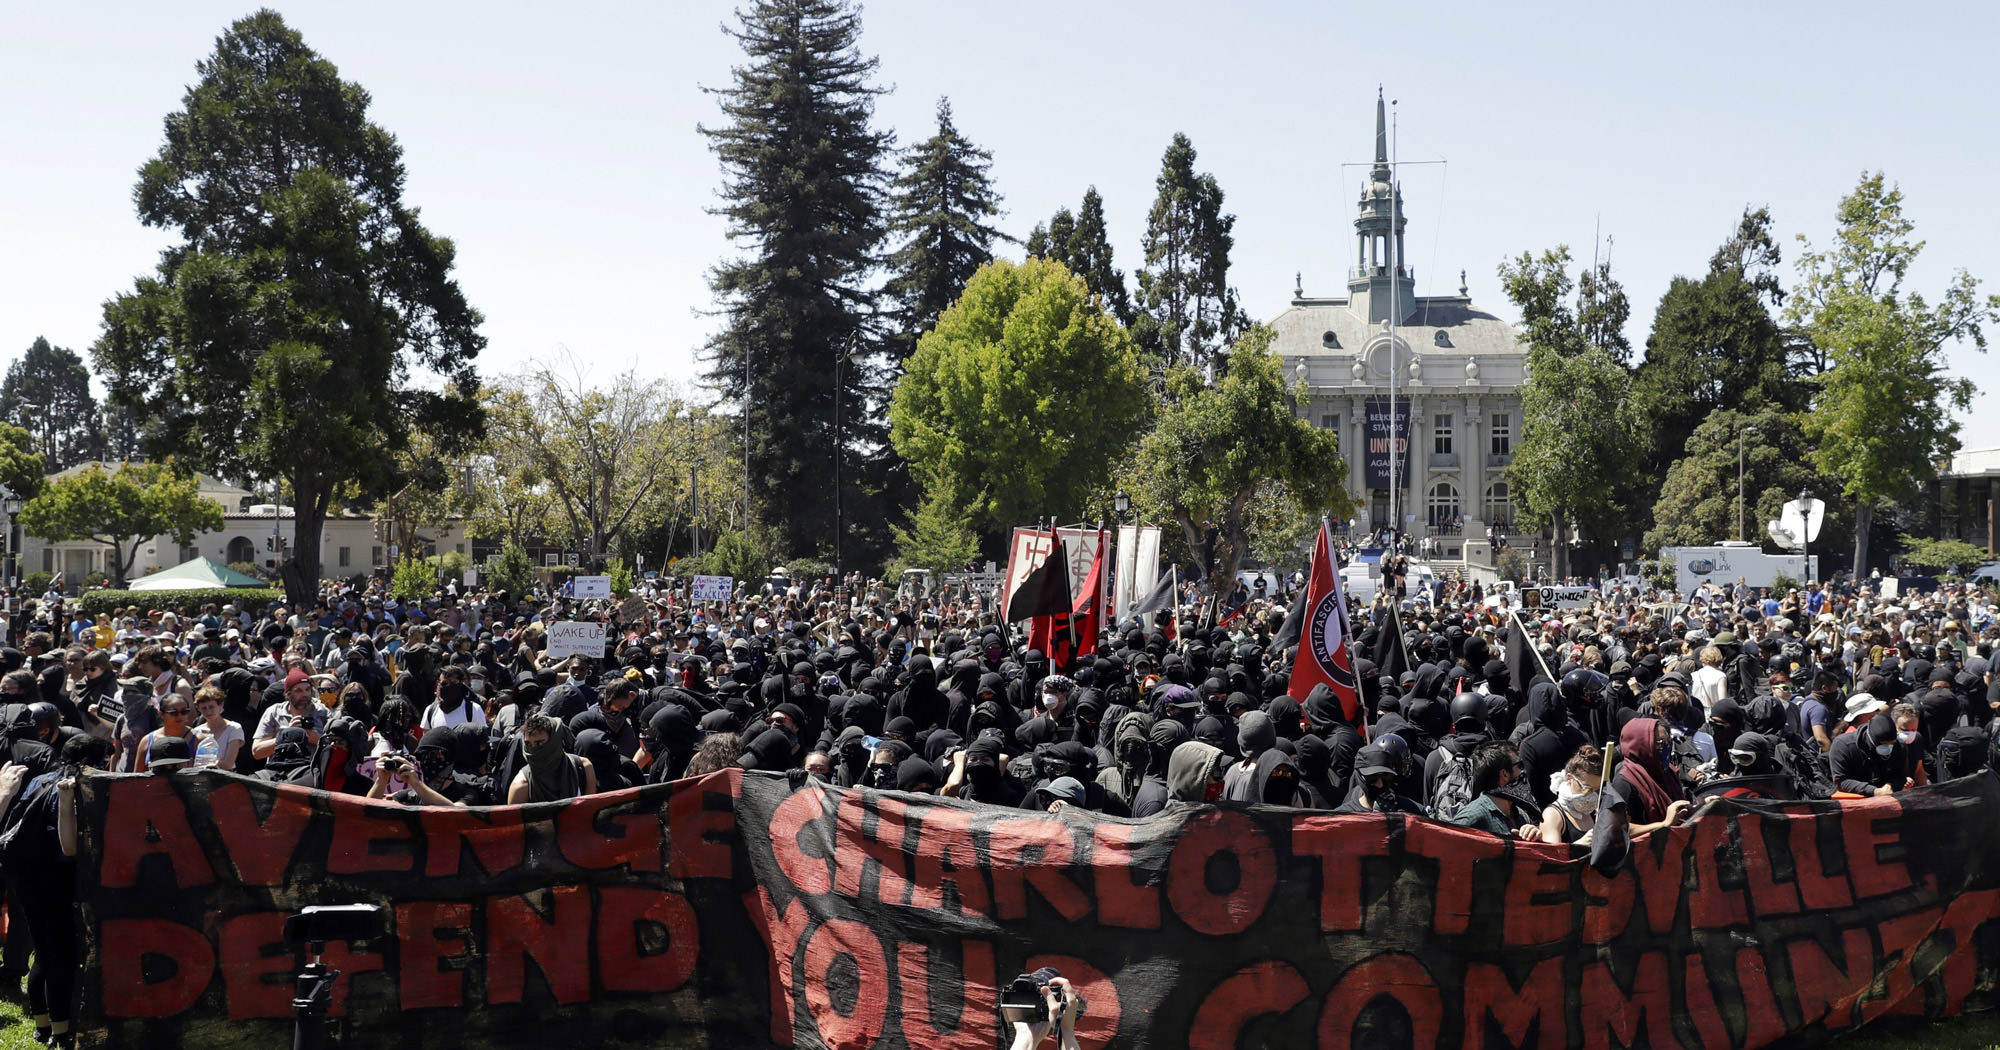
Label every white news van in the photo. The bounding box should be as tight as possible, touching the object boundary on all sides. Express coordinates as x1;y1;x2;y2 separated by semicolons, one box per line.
1667;543;1814;596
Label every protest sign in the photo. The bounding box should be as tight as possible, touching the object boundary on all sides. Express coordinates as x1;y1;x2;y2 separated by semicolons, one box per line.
542;621;605;661
690;575;734;602
73;768;2000;1050
571;575;611;599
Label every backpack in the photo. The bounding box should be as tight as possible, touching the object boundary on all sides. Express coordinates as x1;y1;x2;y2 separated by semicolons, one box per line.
1938;726;1990;782
1431;748;1476;819
0;774;63;874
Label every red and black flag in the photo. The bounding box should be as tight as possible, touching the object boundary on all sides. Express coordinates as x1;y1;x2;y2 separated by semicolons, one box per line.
1289;520;1361;723
1006;543;1072;623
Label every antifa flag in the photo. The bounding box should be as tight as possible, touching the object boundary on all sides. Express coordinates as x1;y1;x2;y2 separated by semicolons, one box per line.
1032;534;1104;670
1370;602;1410;681
1005;543;1072;623
1289;520;1361;723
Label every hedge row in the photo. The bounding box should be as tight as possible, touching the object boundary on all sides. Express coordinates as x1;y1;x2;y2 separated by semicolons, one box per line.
76;588;285;618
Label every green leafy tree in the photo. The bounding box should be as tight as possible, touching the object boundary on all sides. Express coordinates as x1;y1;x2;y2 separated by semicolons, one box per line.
1631;211;1800;480
692;530;768;586
91;11;485;605
1;337;102;470
391;556;435;603
700;0;890;559
486;543;537;598
1899;537;1991;575
0;424;45;501
1133;134;1248;373
890;258;1149;538
1644;407;1842;554
889;486;981;575
1027;188;1132;325
1130;327;1351;588
883;97;1010;362
18;461;222;586
1576;243;1633;366
1785;172;2000;577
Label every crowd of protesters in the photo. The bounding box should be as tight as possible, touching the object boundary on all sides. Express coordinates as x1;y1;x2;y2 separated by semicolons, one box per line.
0;564;1993;1043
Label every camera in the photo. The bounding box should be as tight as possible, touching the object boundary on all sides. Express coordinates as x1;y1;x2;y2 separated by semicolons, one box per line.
998;967;1081;1025
282;904;385;948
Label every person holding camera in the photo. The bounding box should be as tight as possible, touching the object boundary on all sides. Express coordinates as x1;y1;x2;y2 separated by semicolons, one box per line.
365;750;459;806
251;669;327;760
1004;969;1081;1050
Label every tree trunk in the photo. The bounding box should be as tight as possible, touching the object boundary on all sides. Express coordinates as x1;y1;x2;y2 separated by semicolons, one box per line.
1551;509;1569;582
1852;500;1873;580
286;478;330;608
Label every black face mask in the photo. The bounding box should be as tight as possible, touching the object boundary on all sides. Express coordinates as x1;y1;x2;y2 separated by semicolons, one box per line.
1365;776;1397;804
865;765;897;789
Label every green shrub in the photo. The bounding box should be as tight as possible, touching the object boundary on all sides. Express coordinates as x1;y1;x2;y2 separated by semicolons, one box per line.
22;571;50;594
392;556;436;602
228;561;267;581
79;587;284;617
487;544;536;597
605;556;635;598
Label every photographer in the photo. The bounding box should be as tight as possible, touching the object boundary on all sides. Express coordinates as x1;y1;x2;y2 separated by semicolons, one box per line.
1003;969;1081;1050
365;750;460;807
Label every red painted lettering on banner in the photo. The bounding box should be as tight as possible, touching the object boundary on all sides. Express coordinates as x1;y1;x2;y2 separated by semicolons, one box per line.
1784;928;1874;1030
555;787;663;872
1166;809;1276;936
667;776;739;879
1840;801;1914;901
1788;813;1856;911
395;901;472;1010
989;818;1090;922
1460;956;1564;1050
1932;887;2000;1009
205;782;310;887
801;918;889;1050
421;807;525;878
746;886;811;1046
1090;823;1161;930
317;938;384;1017
325;797;416;875
1578;951;1674;1050
1188;961;1308;1048
98;777;214;889
1866;906;1943;1023
1024;954;1121;1050
1500;849;1573;947
1736;814;1804;917
486;886;591;1006
1405;818;1504;936
98;919;214;1018
1580;862;1634;944
596;887;698;994
1629;827;1690;935
770;787;835;896
1291;814;1391;933
1736;946;1787;1050
834;793;914;906
1688;813;1749;929
907;804;990;917
1316;954;1441;1050
1682;951;1731;1050
896;940;997;1050
215;911;291;1020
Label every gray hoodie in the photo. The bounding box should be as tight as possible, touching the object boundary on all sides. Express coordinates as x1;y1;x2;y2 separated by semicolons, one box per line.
1166;741;1226;803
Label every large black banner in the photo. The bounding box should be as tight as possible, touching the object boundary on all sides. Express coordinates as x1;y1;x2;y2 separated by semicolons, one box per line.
1363;397;1412;490
74;768;2000;1048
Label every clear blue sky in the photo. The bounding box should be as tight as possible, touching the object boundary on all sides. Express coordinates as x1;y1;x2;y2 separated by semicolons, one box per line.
5;1;1996;452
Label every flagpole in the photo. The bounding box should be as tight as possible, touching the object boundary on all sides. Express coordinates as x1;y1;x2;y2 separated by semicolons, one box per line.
1508;607;1559;685
1389;597;1417;676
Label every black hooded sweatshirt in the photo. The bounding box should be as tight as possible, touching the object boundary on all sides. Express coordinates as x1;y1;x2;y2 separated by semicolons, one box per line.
1517;683;1586;810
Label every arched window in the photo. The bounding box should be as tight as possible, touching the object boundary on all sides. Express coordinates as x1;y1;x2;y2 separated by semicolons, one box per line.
1485;481;1511;529
1427;480;1460;527
225;536;255;566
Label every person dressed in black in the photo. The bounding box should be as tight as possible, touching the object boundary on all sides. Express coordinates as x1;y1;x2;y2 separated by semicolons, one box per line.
1335;745;1428;815
1829;713;1915;797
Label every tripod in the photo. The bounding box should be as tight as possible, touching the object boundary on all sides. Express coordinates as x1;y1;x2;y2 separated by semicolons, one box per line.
292;942;341;1050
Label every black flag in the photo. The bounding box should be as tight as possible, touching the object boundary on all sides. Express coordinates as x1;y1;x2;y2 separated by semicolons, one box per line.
1505;611;1539;694
1128;567;1177;618
1006;548;1072;623
1272;590;1306;652
1369;604;1410;681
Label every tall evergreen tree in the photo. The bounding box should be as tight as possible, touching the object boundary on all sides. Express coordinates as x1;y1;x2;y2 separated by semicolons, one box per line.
1134;134;1247;374
1575;243;1632;365
1;337;102;470
1030;188;1132;325
883;97;1009;362
701;0;890;560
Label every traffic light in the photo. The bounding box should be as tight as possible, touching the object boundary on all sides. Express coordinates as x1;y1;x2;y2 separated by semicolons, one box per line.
265;537;275;552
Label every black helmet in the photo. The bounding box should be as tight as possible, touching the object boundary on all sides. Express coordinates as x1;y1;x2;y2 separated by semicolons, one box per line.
1912;643;1938;664
1448;692;1486;732
1561;668;1608;706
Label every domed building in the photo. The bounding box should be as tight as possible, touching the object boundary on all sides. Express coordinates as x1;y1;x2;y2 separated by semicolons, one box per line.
1268;93;1527;562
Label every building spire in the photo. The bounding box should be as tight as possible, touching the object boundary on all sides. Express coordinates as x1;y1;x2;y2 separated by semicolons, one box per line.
1372;86;1389;179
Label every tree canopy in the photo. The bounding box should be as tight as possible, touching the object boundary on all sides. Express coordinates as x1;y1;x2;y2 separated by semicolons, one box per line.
19;461;222;586
1;337;102;471
883;97;1009;363
889;258;1149;537
1785;172;2000;577
1027;187;1132;325
1133;134;1247;374
700;0;890;562
1644;407;1836;554
1130;327;1350;587
91;10;484;605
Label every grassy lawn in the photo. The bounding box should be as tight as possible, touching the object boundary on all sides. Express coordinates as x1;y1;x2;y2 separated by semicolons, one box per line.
0;994;42;1050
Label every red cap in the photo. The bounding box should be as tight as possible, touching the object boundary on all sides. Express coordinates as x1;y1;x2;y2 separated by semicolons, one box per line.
285;668;310;690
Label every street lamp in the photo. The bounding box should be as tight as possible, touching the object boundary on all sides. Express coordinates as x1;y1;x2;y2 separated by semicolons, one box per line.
1738;425;1759;543
1114;490;1130;521
0;485;17;589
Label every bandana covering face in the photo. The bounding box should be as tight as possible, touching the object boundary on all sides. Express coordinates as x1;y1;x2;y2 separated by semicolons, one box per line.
1551;771;1598;834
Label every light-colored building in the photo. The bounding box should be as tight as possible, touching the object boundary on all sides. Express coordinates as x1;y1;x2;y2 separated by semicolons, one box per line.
1268;93;1527;561
19;462;472;589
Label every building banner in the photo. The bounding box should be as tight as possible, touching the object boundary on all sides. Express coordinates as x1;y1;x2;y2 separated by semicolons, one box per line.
76;768;2000;1049
1363;396;1412;490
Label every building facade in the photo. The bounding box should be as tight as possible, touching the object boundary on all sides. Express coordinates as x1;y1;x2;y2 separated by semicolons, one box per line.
18;463;473;589
1932;446;2000;556
1267;94;1526;561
